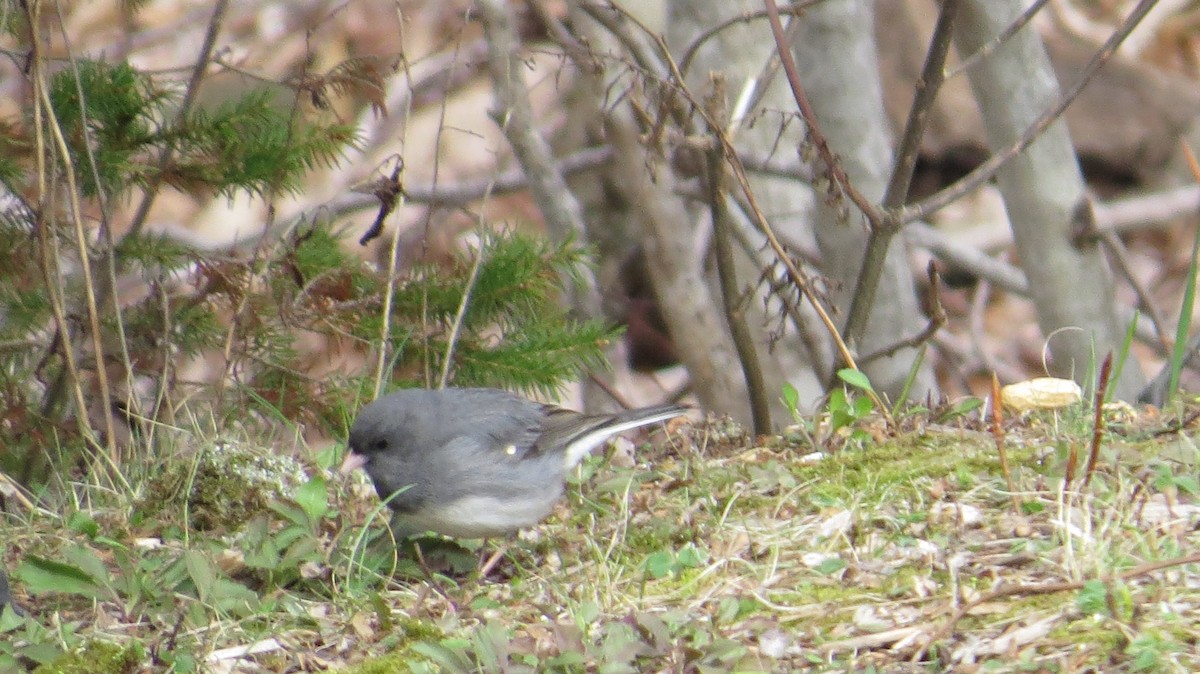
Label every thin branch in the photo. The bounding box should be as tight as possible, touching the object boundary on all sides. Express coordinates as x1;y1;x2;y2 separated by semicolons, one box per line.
1098;230;1171;351
53;2;139;432
916;550;1200;661
439;240;487;390
761;0;884;227
842;0;961;347
1082;352;1113;488
374;160;406;398
706;74;771;433
858;262;947;366
477;0;600;301
901;0;1161;225
29;52;119;459
125;0;228;242
612;13;889;420
23;1;116;460
678;1;823;77
577;1;669;80
945;0;1050;80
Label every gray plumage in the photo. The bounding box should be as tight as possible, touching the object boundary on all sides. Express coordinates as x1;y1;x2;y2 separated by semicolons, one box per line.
0;568;22;617
343;387;687;539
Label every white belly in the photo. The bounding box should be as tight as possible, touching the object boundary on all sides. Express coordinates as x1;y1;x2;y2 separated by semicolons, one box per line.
394;492;561;539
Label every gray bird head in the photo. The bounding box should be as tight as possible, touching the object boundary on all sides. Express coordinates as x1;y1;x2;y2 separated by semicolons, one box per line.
341;396;410;473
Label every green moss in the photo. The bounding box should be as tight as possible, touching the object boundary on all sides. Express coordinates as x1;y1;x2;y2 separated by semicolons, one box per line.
137;439;310;532
334;651;424;674
33;641;141;674
787;432;1037;506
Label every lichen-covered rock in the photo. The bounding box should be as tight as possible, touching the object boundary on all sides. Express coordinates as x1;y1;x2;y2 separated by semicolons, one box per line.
138;439;311;532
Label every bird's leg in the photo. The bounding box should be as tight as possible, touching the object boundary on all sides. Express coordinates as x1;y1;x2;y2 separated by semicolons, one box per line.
477;538;510;578
411;539;459;610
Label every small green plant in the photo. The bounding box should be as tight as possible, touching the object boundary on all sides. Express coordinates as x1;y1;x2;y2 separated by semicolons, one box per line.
1076;579;1134;621
931;396;985;423
1166;223;1200;406
641;542;707;580
1126;630;1185;672
826;368;877;447
1149;462;1199;497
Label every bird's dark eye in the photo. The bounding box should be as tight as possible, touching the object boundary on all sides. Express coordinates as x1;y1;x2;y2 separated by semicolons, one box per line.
370;438;388;452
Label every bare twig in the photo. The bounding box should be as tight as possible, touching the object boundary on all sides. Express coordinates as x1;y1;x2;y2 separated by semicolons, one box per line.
439;240;487;390
1082;352;1113;489
54;3;139;428
374;159;407;398
946;0;1050;80
916;550;1200;660
858;262;947;366
1097;230;1171;351
125;0;229;242
902;0;1161;224
706;74;771;434
25;4;119;460
357;162;404;247
990;373;1022;515
678;1;822;77
842;0;961;347
590;8;881;417
761;0;884;229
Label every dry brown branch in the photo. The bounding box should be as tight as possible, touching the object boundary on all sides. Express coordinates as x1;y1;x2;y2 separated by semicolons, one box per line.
1083;352;1113;489
946;0;1051;79
917;550;1200;660
843;0;961;348
24;2;115;461
858;262;947;366
990;373;1021;515
761;0;884;229
125;0;229;242
677;1;823;77
706;74;771;434
592;6;883;419
1098;230;1172;351
902;0;1161;225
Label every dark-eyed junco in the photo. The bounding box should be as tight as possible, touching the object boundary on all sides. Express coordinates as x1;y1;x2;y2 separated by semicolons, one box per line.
340;387;687;540
0;568;22;617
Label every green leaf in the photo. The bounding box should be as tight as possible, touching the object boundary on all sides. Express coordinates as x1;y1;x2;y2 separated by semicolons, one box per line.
1076;579;1108;616
675;543;706;569
294;476;329;522
853;394;875;417
209;578;260;613
268;501;312;530
814;557;847;575
64;545;112;588
0;605;24;631
781;382;799;413
184;549;217;603
643;551;675;579
828;389;849;414
409;640;473;672
66;511;100;539
715;597;741;625
837;368;874;392
15;555;102;599
937;397;984;421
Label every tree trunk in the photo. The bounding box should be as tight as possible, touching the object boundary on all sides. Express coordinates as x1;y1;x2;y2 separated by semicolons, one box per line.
953;0;1145;399
789;0;939;401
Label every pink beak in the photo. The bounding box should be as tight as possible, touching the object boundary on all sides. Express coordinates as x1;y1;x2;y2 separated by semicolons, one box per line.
339;451;367;474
